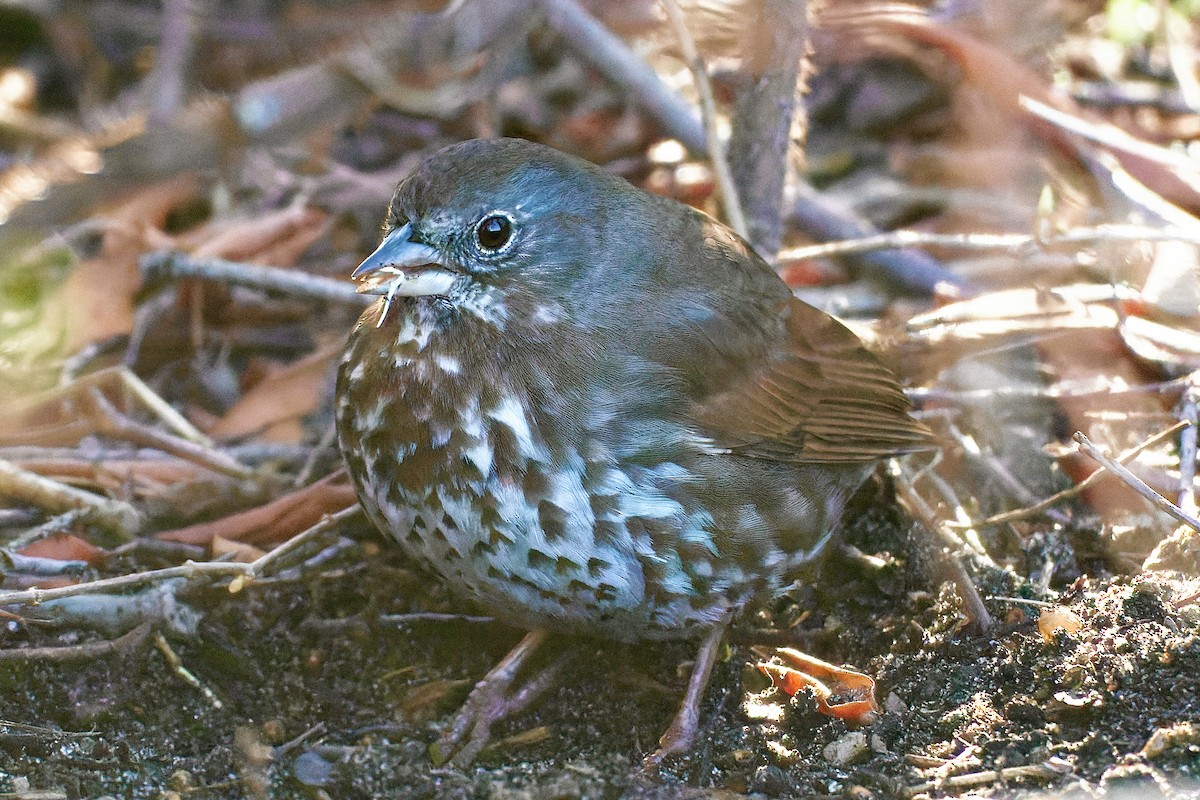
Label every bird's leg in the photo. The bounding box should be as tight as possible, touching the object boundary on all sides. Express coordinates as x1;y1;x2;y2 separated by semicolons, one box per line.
433;628;575;766
641;613;732;771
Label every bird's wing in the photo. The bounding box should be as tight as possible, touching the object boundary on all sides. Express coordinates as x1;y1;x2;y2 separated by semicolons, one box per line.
689;296;931;464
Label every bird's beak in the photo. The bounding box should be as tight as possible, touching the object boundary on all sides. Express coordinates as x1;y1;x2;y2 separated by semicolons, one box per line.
351;222;459;297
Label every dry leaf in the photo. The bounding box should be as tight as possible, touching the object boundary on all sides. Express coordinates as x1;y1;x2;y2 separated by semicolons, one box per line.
157;470;357;548
209;340;342;442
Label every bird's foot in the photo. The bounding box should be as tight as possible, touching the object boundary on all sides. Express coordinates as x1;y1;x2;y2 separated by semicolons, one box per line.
431;628;574;767
640;615;730;774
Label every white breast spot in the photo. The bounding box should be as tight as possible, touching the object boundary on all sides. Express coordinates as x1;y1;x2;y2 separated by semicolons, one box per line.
487;395;543;461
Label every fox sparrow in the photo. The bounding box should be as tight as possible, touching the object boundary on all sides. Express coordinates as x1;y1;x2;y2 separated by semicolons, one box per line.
335;138;929;766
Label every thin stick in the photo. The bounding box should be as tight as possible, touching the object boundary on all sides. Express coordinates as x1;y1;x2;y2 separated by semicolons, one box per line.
1178;382;1198;514
117;366;213;445
893;463;994;632
726;0;807;259
140;251;367;306
969;421;1188;528
0;621;153;663
0;459;143;540
82;387;255;480
1074;431;1200;532
0;506;360;609
778;224;1200;262
660;0;747;239
153;631;223;708
1021;95;1200;178
908;757;1073;793
539;0;707;154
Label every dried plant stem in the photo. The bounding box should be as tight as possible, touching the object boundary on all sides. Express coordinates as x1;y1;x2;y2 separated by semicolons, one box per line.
1021;95;1200;178
779;224;1200;262
82;388;255;480
908;757;1073;794
1074;431;1200;533
1178;382;1198;514
893;463;994;632
0;621;153;663
116;366;212;445
0;459;143;540
539;0;707;153
969;421;1188;528
154;631;223;708
660;0;747;239
726;0;807;259
140;251;367;305
0;506;361;609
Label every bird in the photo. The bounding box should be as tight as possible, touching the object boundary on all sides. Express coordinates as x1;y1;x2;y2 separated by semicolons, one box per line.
334;137;929;768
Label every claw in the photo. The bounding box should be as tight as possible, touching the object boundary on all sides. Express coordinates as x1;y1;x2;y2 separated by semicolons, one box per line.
432;629;576;766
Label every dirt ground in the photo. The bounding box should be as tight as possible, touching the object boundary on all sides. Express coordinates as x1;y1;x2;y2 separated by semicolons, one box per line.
2;489;1197;800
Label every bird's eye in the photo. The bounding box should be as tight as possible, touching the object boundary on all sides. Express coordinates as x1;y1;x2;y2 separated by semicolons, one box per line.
475;214;513;252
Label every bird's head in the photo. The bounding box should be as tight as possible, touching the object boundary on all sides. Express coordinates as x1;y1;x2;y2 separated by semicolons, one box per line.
353;138;664;333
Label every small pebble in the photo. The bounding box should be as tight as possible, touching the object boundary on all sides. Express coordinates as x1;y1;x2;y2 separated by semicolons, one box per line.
823;731;869;765
885;692;907;714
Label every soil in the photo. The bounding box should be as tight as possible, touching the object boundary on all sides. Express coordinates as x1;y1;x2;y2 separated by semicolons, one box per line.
2;489;1197;800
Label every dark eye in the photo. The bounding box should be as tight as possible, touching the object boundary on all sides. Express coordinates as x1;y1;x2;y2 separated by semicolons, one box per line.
475;214;513;251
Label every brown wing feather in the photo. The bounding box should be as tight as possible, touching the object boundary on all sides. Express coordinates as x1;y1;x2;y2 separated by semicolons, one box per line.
692;297;930;463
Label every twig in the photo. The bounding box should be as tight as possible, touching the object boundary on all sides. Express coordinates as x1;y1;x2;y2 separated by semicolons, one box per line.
907;757;1073;794
779;224;1200;262
1072;79;1195;114
140;251;368;306
1074;432;1200;532
726;0;807;259
81;387;255;480
964;421;1189;528
0;506;361;609
144;0;206;124
0;720;96;737
117;366;213;445
0;562;246;609
660;0;746;239
1021;95;1200;181
153;631;223;708
910;378;1189;405
984;596;1054;609
893;462;994;632
539;0;707;154
788;181;967;295
3;510;86;552
0;459;143;540
0;621;153;663
1;549;90;577
942;421;1070;526
379;612;495;625
294;424;339;488
1178;381;1198;514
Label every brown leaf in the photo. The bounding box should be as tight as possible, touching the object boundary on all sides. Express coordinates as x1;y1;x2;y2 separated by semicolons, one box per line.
156;470;357;548
192;206;327;263
859;9;1200;216
19;533;105;565
208;340;342;442
60;175;200;353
